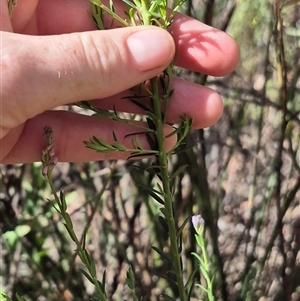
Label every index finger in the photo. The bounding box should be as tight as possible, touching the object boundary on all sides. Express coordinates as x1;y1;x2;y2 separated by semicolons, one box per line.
169;14;240;76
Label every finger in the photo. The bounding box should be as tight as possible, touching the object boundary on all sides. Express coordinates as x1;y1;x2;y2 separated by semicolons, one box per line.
1;26;175;133
34;0;239;76
1;111;177;164
169;14;240;76
0;1;13;31
91;77;223;129
9;0;39;33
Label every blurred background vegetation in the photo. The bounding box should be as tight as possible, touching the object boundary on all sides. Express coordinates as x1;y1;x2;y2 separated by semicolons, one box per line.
1;0;300;300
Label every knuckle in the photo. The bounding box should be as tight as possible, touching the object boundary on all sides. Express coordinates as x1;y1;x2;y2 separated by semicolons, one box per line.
76;33;122;81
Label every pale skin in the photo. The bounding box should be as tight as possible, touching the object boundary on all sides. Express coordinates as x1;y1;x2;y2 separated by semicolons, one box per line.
0;0;240;163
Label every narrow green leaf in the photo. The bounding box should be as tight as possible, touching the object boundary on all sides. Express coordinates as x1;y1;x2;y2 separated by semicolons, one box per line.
146;117;157;132
79;268;94;284
91;3;104;30
151;246;172;263
165;126;181;139
96;137;114;149
200;265;210;281
158;215;169;234
185;267;198;291
195;235;205;248
145;163;161;176
127;8;136;25
102;270;106;286
121;0;137;9
97;280;106;294
127;152;155;160
59;191;67;211
159;74;167;94
63;223;77;243
145;110;159;122
195;283;209;293
48;198;59;213
125;266;135;289
123;93;150;100
78;250;87;264
111;140;128;151
136;183;164;202
125;130;154;139
146;133;157;151
192;252;201;262
128;98;151;111
156;182;164;194
160;207;168;217
134;135;144;150
169;165;188;181
187;280;196;300
109;0;114;12
177;216;190;239
89;260;97;278
63;213;73;230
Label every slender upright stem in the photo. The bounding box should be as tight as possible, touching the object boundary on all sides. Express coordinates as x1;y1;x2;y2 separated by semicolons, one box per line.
151;78;187;301
46;172;107;301
140;0;151;25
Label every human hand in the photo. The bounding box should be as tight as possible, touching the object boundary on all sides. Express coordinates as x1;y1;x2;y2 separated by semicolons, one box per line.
0;0;239;164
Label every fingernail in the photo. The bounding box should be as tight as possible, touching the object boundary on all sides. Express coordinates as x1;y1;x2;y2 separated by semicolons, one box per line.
127;28;174;72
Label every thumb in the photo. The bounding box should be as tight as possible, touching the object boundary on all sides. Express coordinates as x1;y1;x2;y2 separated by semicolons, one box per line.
2;26;175;123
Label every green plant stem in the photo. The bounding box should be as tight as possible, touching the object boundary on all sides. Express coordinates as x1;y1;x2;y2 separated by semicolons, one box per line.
200;239;214;301
45;171;108;301
151;78;187;301
139;0;151;25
